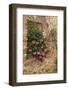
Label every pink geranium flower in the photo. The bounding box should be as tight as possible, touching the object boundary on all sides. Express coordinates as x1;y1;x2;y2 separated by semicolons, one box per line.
32;57;36;61
37;52;41;55
41;52;45;56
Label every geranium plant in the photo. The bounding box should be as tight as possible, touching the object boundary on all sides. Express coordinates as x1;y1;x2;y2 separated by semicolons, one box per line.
27;20;49;62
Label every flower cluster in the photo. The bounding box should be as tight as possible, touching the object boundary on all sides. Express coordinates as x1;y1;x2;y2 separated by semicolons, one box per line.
28;39;48;62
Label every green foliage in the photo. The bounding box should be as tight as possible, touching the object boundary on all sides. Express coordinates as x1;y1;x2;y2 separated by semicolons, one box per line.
27;20;43;41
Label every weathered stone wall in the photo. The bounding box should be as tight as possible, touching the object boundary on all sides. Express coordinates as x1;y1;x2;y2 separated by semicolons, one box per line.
23;15;57;74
